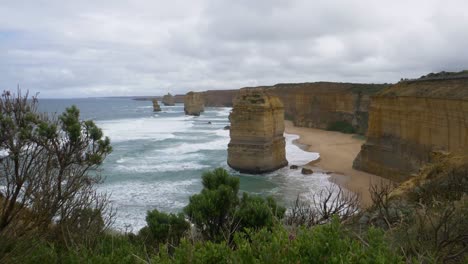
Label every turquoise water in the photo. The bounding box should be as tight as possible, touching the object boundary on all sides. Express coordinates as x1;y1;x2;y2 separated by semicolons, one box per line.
39;98;327;232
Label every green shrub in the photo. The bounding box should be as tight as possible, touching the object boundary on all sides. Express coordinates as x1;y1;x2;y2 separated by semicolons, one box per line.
154;218;403;263
184;168;240;241
327;121;356;134
236;193;285;231
141;209;189;246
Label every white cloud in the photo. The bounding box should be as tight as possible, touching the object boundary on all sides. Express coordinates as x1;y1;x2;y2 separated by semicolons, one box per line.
0;0;467;97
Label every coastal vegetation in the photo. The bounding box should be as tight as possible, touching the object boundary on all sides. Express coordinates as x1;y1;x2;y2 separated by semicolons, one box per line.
326;120;356;134
1;93;467;263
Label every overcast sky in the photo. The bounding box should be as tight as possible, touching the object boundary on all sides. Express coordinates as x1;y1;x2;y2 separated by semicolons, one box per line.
0;0;467;98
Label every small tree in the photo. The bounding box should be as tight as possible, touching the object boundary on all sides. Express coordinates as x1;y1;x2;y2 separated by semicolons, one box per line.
0;90;112;240
141;209;189;246
184;168;286;242
236;193;285;231
184;168;240;241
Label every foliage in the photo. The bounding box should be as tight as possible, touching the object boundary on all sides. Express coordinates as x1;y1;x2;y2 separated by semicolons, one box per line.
0;234;148;264
390;197;468;263
140;209;189;246
327;120;356;134
0;90;112;242
236;193;285;231
183;168;240;241
154;218;403;263
183;168;286;242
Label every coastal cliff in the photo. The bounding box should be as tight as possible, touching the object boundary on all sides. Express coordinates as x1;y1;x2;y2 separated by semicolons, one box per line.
353;77;468;181
162;93;175;106
176;83;387;134
227;88;287;173
202;90;238;107
184;91;205;116
265;83;388;135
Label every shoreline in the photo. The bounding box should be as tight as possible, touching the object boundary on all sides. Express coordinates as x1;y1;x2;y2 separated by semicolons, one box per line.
284;121;391;207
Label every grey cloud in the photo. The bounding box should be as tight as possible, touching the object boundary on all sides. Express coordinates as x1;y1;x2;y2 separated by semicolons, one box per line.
0;0;467;97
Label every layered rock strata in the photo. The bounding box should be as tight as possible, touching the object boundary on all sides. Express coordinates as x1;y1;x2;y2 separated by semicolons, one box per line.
265;83;388;135
152;99;161;112
176;83;387;135
227;89;288;173
162;93;175;106
353;77;468;181
184;91;205;116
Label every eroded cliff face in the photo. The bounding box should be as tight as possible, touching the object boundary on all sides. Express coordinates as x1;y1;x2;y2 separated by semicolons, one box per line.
184;91;205;116
152;99;161;112
178;83;387;134
353;78;468;181
227;88;287;173
266;83;387;135
162;93;175;106
202;90;238;107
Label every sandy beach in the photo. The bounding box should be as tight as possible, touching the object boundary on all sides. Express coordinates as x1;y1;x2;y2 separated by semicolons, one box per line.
285;121;391;206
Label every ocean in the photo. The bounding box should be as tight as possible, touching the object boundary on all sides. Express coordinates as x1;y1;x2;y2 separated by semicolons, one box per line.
38;98;329;232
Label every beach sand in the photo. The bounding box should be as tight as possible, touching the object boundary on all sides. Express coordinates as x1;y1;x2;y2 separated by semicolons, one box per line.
284;121;391;206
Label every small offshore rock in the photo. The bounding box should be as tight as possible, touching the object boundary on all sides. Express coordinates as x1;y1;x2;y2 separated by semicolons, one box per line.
152;99;161;112
289;165;299;169
223;125;230;130
207;121;212;124
301;168;313;175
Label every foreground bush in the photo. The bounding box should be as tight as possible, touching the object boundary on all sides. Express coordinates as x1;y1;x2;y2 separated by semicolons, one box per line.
183;168;285;242
0;91;112;243
139;209;189;246
154;218;403;264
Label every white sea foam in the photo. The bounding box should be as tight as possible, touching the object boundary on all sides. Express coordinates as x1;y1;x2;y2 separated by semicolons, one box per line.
162;137;229;155
116;162;209;173
285;133;320;166
113;152;206;173
0;149;8;158
98;116;193;143
214;107;232;117
100;179;199;232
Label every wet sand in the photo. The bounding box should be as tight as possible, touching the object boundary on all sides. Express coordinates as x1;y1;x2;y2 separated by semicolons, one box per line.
285;121;391;207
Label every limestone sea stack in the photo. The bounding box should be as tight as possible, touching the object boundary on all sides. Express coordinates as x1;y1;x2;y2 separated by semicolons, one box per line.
152;99;161;112
227;88;288;173
184;91;205;116
162;93;175;106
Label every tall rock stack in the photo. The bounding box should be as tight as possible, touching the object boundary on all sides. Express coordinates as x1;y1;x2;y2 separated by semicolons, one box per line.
162;93;175;106
227;88;288;173
184;91;205;116
152;99;161;112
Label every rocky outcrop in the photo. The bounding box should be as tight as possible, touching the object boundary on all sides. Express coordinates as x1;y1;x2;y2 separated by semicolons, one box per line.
184;92;205;116
162;93;175;106
353;77;468;182
227;88;288;173
152;99;161;112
